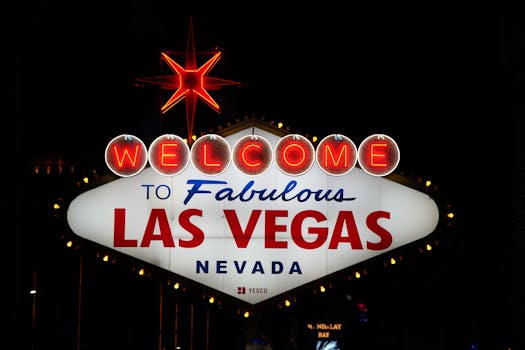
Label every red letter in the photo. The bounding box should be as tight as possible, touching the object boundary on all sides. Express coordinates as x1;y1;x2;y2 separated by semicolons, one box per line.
366;211;392;250
329;211;363;249
324;143;348;167
140;209;175;247
224;209;262;248
105;134;148;177
316;135;357;175
112;144;141;168
241;143;261;168
265;210;288;248
178;209;204;248
370;142;388;167
203;143;221;167
291;210;328;249
282;143;306;168
160;143;179;167
114;208;138;247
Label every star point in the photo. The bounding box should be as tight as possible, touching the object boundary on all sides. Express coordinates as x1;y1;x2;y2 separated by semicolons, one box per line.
134;17;242;141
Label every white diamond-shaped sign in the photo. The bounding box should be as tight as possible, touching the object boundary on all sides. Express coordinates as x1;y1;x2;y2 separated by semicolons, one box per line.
67;126;439;304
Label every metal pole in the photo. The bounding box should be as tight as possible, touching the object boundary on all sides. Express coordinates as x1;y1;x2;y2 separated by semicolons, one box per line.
77;256;83;350
206;305;210;350
158;281;163;350
174;301;179;349
31;270;37;350
190;304;194;350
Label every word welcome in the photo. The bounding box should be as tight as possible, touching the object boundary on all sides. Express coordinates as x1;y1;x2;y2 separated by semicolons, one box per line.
105;133;400;178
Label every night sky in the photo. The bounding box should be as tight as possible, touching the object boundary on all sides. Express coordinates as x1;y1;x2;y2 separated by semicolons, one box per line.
12;4;512;223
9;2;522;349
13;4;507;179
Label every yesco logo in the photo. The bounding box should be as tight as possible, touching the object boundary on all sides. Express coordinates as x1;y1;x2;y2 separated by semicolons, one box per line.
105;133;400;178
68;126;438;305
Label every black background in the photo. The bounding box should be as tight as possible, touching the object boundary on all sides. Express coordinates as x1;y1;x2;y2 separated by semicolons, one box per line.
7;2;523;349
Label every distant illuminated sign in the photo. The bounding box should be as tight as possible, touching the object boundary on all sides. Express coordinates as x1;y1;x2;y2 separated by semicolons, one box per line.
68;127;439;305
306;322;343;340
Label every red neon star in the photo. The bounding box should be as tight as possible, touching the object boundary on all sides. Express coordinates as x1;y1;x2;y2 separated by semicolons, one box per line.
135;17;242;141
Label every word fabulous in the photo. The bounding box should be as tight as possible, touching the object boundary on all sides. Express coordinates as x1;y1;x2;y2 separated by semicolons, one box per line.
105;133;400;178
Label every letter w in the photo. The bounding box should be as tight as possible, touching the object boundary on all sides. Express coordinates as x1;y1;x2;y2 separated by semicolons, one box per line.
112;144;141;167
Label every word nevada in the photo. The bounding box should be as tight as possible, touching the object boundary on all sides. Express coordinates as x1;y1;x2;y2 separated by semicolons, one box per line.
105;132;400;178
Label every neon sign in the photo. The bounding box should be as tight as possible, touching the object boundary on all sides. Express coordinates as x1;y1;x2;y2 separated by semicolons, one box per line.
67;18;437;305
68;126;438;305
105;133;400;178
